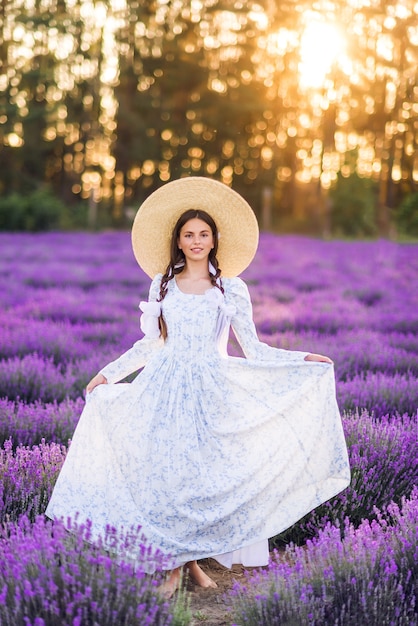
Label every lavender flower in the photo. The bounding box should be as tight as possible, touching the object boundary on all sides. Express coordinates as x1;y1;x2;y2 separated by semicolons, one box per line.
337;372;417;417
230;489;418;625
0;515;188;625
0;398;82;447
0;231;416;621
0;439;66;522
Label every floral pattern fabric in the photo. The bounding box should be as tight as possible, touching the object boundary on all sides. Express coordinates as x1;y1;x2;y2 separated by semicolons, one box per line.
46;275;350;569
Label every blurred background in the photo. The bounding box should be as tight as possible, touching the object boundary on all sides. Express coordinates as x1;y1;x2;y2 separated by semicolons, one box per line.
0;0;417;236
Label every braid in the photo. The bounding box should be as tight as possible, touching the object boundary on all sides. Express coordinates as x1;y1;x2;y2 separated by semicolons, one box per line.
157;249;185;303
208;250;224;294
157;251;185;340
157;273;170;303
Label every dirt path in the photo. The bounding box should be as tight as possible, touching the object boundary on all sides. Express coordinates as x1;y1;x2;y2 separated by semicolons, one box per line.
184;559;250;626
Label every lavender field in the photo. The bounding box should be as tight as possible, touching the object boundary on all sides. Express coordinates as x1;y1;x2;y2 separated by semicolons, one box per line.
0;232;417;625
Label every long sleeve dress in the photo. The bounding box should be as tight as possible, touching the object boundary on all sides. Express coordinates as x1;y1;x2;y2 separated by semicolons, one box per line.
45;274;350;570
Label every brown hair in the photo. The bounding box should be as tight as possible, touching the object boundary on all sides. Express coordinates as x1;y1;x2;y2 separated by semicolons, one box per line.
157;209;223;339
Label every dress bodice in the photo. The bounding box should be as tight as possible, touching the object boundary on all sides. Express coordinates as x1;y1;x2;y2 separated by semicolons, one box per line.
162;281;220;358
99;274;309;385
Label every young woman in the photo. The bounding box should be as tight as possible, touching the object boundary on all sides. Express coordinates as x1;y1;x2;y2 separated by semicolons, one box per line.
46;177;350;597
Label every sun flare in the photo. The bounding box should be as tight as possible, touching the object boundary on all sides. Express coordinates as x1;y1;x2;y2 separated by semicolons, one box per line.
299;18;347;89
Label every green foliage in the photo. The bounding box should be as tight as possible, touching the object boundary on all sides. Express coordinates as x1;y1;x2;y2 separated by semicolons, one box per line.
1;1;416;227
329;173;378;236
395;192;418;237
172;581;192;626
0;188;87;231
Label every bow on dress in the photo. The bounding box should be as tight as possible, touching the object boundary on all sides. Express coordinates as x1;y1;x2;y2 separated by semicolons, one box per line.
138;301;161;339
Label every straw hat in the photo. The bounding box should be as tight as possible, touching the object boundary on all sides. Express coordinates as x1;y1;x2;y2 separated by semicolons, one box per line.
131;177;259;278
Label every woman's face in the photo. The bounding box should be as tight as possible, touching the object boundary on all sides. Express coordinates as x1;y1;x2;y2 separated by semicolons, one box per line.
177;218;214;264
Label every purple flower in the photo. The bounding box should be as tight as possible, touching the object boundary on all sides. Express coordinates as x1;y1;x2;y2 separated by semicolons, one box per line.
0;515;181;624
0;232;416;623
230;489;418;625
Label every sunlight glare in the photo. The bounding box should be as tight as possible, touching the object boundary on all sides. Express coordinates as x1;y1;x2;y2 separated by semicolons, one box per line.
299;19;347;89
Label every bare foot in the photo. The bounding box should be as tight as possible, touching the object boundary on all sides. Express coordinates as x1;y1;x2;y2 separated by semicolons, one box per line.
185;561;218;589
158;567;181;599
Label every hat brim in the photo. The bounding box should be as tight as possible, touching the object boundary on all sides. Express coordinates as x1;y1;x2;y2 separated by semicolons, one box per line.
131;177;259;278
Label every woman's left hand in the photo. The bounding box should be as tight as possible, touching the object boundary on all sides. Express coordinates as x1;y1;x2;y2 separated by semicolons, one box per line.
304;353;334;364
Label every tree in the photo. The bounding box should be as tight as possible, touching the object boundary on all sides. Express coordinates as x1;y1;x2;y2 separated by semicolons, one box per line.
1;0;417;232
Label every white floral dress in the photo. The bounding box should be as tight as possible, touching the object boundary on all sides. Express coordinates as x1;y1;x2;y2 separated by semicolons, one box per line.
46;275;350;569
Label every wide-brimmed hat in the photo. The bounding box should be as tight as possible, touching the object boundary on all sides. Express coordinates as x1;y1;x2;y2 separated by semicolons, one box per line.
131;177;259;278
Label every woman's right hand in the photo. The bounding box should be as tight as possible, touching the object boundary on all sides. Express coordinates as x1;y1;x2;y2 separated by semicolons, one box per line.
86;373;108;394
